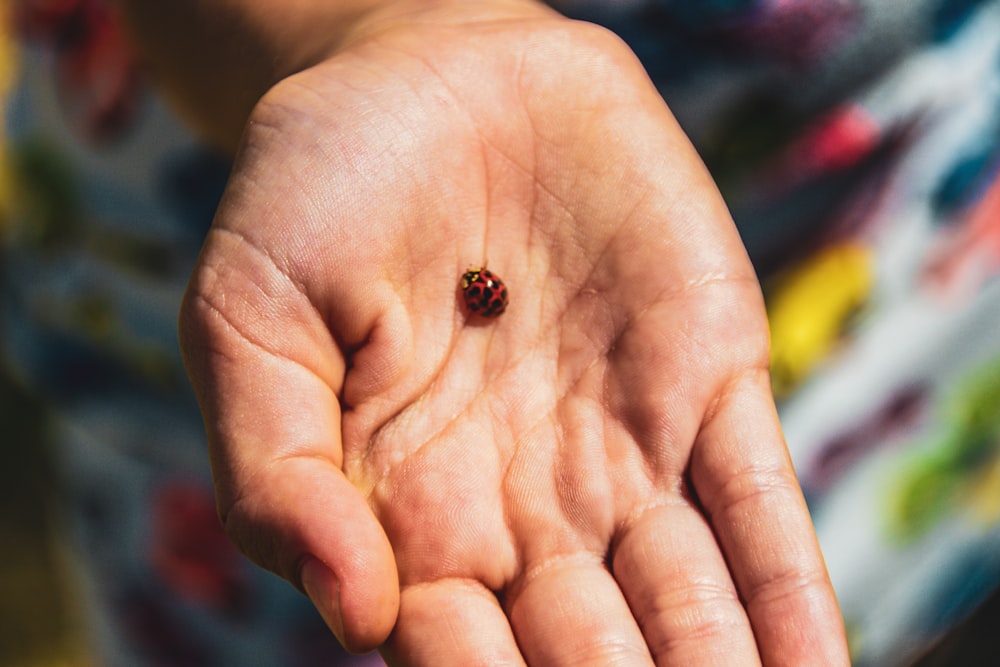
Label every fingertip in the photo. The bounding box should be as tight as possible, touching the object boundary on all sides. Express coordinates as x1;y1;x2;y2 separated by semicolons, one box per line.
339;556;401;653
301;549;400;654
301;557;346;645
296;501;400;653
338;513;401;652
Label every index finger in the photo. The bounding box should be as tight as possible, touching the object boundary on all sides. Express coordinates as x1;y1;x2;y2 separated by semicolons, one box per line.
690;370;850;666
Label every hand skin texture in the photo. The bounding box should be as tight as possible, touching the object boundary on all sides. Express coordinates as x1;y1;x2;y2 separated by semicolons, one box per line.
122;0;850;663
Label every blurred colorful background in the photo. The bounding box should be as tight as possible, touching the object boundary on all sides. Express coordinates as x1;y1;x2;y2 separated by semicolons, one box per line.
3;0;1000;665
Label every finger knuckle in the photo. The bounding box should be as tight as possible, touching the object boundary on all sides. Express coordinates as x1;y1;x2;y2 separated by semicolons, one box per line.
647;581;747;653
746;568;830;613
713;464;800;520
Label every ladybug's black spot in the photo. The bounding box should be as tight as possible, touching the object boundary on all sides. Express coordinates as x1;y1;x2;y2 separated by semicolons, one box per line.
483;298;506;317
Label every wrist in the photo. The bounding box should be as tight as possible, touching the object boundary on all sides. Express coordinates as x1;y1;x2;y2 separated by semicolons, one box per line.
113;0;553;151
337;0;555;49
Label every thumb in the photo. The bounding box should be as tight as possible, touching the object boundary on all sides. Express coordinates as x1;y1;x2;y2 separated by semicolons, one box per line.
178;232;399;652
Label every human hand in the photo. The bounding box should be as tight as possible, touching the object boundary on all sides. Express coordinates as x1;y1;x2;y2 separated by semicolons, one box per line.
179;1;849;664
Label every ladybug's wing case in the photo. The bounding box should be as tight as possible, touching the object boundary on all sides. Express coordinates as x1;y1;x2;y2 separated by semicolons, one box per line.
460;268;508;317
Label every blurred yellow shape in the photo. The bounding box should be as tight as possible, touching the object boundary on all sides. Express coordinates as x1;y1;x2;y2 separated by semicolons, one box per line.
969;455;1000;526
767;242;875;398
0;6;17;226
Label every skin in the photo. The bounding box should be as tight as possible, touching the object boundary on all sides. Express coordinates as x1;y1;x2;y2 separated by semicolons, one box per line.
118;0;851;663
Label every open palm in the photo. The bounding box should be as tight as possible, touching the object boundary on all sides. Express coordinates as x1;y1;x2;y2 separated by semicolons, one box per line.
179;6;848;665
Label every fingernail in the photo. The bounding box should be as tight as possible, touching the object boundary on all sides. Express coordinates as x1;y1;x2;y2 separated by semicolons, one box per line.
301;557;345;645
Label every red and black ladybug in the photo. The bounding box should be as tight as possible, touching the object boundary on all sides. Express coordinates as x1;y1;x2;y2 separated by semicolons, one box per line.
460;267;508;318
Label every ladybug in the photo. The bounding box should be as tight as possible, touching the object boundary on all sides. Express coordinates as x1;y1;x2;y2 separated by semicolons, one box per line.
460;267;508;318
